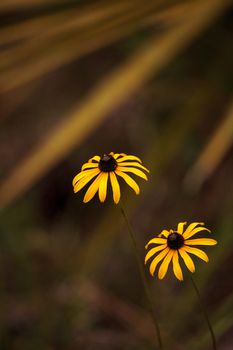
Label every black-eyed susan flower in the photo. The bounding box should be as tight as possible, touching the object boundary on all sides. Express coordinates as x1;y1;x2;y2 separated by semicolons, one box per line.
72;152;149;204
145;222;217;281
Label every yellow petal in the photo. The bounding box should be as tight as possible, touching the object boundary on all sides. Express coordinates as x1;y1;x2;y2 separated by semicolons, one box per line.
72;168;99;186
117;166;148;180
158;230;170;238
113;153;127;159
81;162;99;171
117;155;142;163
177;222;187;234
83;173;103;203
73;169;100;192
183;246;209;262
179;248;195;273
185;238;217;246
117;162;149;172
183;227;211;239
72;171;85;187
98;173;108;202
144;244;167;264
145;237;167;248
88;155;100;163
172;251;183;281
149;247;169;276
182;222;205;238
115;170;140;194
110;172;121;204
158;250;174;279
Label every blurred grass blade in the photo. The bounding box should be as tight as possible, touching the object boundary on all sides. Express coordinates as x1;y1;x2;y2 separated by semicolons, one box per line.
184;99;233;193
0;2;163;93
0;1;160;67
0;0;71;11
0;0;230;209
0;0;140;45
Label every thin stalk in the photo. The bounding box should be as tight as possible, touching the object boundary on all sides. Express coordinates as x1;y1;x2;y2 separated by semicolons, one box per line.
120;203;163;350
190;275;217;350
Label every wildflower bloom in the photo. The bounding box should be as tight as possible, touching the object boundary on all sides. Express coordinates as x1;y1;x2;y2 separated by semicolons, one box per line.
72;152;149;204
145;222;217;281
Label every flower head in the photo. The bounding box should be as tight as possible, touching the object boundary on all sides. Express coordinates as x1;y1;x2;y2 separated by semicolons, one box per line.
145;222;217;281
72;152;149;204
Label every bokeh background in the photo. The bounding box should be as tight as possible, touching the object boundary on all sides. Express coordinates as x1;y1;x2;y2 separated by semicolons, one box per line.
0;0;233;349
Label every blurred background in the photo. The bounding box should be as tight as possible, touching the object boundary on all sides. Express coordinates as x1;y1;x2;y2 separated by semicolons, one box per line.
0;0;233;349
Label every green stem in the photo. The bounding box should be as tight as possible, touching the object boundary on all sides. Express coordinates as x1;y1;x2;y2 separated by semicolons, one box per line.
190;275;217;350
120;203;163;350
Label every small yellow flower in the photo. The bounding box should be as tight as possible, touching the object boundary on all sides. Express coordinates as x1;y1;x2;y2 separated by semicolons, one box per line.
145;222;217;281
72;152;149;204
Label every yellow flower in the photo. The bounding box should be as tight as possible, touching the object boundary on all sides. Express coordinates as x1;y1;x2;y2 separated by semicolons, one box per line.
72;152;149;204
145;222;217;281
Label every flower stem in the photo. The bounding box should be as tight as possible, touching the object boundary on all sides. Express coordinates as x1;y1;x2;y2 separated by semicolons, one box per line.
120;203;163;350
190;275;217;350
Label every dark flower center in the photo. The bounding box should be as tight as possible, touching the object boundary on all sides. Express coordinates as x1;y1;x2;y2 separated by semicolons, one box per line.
167;232;184;250
99;154;117;172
